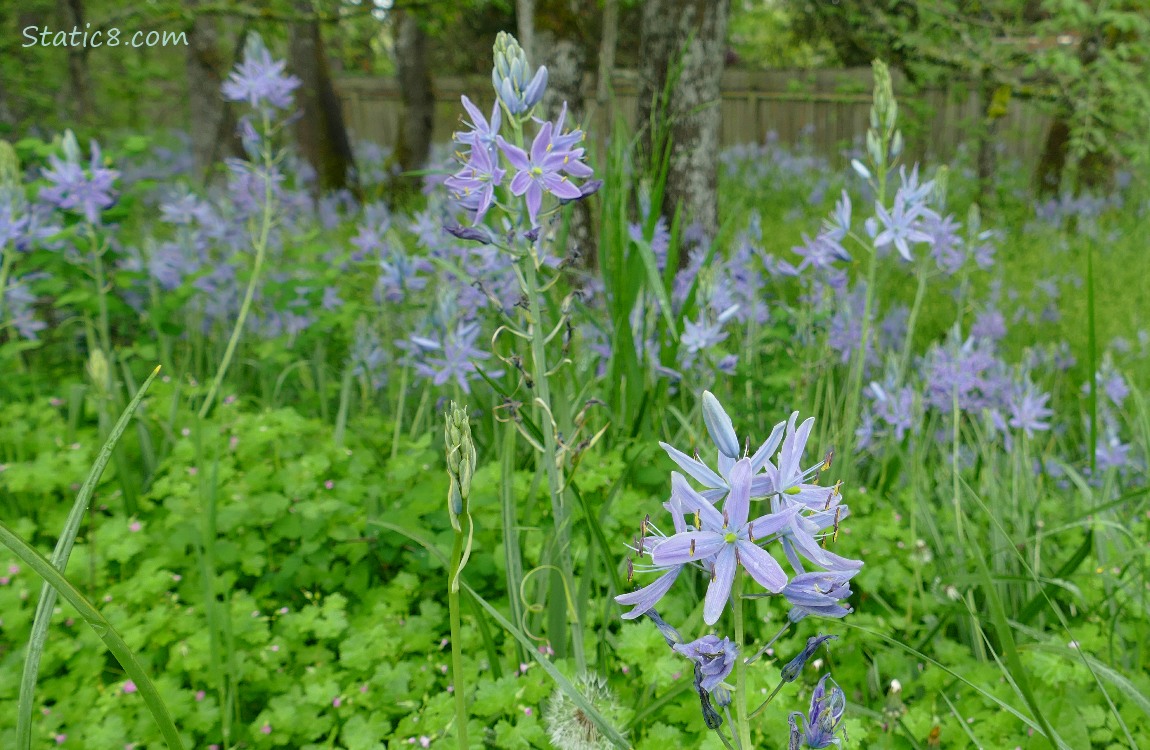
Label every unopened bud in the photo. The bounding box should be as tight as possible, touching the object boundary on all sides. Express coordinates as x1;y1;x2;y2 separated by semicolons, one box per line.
87;349;110;393
444;401;476;528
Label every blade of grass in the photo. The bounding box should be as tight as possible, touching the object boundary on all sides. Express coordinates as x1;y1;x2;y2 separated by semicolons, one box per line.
967;533;1063;748
1;520;185;750
16;365;161;750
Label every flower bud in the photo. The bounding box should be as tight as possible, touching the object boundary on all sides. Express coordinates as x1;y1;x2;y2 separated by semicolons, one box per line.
444;401;476;529
491;31;548;116
61;129;81;164
87;349;110;394
702;391;740;459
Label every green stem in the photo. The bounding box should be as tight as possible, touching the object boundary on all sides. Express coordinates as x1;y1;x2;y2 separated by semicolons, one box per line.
89;228;113;358
733;572;752;749
521;254;585;672
0;242;15;317
895;263;929;386
198;113;275;419
500;421;527;662
449;517;471;749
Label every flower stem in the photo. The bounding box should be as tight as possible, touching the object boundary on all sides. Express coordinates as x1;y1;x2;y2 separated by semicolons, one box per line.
500;421;527;663
744;619;792;665
733;572;752;749
198;113;275;420
895;261;929;386
449;514;470;750
521;250;585;672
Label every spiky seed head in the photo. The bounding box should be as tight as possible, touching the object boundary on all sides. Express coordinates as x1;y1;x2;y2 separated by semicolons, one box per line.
543;674;626;750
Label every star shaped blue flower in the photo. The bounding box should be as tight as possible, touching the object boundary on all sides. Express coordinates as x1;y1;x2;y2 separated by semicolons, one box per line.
652;460;798;625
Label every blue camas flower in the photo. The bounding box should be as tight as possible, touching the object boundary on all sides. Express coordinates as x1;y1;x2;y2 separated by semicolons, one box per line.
789;674;847;748
651;462;799;625
222;34;301;112
674;635;738;692
445;138;505;224
39;134;118;225
498;122;592;224
783;570;858;622
873;189;935;262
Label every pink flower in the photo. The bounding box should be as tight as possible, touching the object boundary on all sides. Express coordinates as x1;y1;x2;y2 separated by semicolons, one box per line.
360;683;369;694
260;724;272;735
123;680;137;694
55;735;67;744
332;697;342;707
7;564;19;574
0;577;9;586
324;480;334;490
420;737;431;749
129;521;142;533
195;690;206;701
523;707;533;716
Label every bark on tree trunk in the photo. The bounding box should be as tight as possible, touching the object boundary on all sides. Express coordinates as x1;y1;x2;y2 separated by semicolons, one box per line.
516;0;535;63
636;0;730;242
975;70;1000;201
388;8;434;204
58;0;93;122
539;30;595;267
185;2;241;181
289;2;356;192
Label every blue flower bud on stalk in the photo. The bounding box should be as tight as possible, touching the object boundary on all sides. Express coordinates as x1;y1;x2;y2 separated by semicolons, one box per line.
492;31;548;115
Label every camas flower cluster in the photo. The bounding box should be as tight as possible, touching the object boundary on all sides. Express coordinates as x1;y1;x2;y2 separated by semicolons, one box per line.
617;391;862;627
445;34;598;228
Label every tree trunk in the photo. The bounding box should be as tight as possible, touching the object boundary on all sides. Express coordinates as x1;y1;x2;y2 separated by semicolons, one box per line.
516;0;535;63
539;28;595;267
57;0;93;122
289;2;356;192
975;70;1001;201
185;1;241;181
636;0;730;242
388;8;434;204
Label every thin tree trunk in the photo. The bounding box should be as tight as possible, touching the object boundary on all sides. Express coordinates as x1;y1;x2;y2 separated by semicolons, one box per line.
388;8;434;204
637;0;730;242
598;0;616;117
58;0;93;122
289;1;356;192
516;0;535;62
185;1;240;181
539;28;594;267
975;69;1000;200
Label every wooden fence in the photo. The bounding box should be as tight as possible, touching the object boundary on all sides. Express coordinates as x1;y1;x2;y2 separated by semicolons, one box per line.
336;67;1051;168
